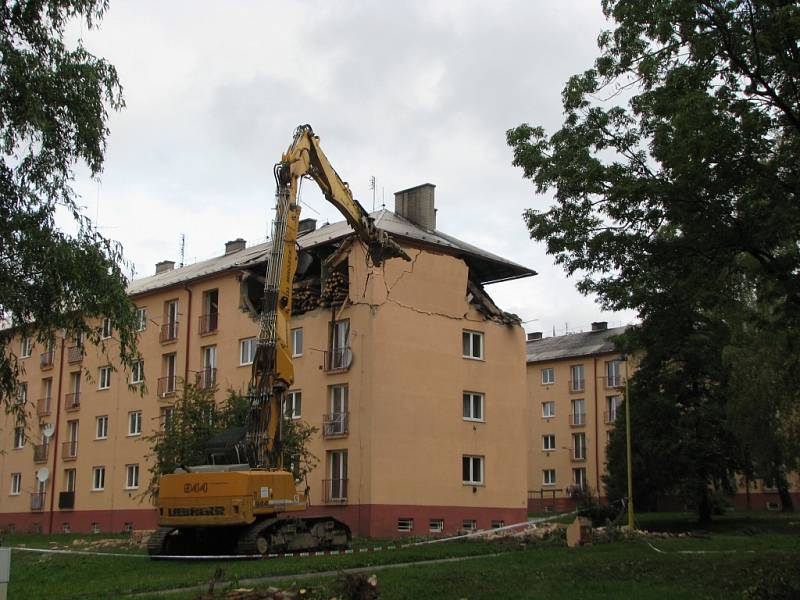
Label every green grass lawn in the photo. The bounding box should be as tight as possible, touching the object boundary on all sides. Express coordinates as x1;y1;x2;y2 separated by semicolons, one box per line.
5;511;799;599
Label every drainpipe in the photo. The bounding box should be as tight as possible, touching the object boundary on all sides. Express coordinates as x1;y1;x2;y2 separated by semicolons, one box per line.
48;336;66;535
184;286;193;383
593;356;601;499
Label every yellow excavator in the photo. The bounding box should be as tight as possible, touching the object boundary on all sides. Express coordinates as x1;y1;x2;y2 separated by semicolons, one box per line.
148;125;409;557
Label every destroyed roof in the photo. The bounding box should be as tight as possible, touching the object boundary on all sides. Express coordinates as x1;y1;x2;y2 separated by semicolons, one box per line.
526;326;630;363
128;209;535;296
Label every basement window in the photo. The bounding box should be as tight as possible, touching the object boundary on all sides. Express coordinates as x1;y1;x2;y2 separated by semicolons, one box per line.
397;518;414;532
491;520;505;529
429;519;444;533
462;519;477;532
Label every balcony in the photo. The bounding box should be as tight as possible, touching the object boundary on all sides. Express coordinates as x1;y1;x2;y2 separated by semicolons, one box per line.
67;345;83;364
37;397;51;417
323;347;352;373
30;492;46;511
322;412;349;439
59;491;75;510
571;447;587;462
570;412;586;427
322;478;348;504
160;321;179;343
33;443;49;463
569;379;585;393
195;368;217;390
604;375;624;389
157;375;179;399
64;392;80;411
198;313;218;335
40;351;55;369
62;441;78;460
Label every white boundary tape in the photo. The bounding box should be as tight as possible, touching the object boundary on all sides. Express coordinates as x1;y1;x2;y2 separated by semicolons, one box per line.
647;542;755;555
7;511;576;561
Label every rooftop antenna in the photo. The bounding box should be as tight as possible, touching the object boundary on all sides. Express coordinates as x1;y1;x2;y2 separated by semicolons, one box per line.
179;234;185;268
381;186;385;209
369;176;376;211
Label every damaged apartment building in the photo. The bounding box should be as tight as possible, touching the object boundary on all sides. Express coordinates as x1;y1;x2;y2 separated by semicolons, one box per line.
0;184;535;537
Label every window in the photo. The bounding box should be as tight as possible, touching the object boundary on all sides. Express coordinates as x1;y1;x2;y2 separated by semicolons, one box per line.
16;382;27;405
324;385;349;437
543;469;556;486
326;450;348;502
95;415;108;440
135;307;148;331
125;464;140;489
328;320;350;369
570;364;585;391
200;289;219;334
200;345;217;389
572;433;587;460
128;411;142;436
491;520;505;529
542;434;555;451
397;518;414;532
101;317;112;339
13;426;24;449
462;330;483;360
10;473;21;495
462;391;484;421
20;336;32;358
291;328;303;357
573;467;587;490
429;518;444;533
240;338;257;365
98;366;112;390
606;360;623;387
131;360;144;384
542;401;556;418
606;395;622;423
160;406;174;430
571;399;585;426
462;455;484;485
462;519;477;532
92;467;106;491
64;469;76;493
283;390;302;419
541;367;555;385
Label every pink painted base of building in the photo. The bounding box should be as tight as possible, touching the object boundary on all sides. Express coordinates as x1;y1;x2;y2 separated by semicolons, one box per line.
1;504;527;538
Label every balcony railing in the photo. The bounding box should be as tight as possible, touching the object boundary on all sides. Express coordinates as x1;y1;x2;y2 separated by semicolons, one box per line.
323;347;352;372
40;351;55;369
198;313;218;335
33;443;49;463
160;321;179;343
30;492;46;511
62;441;78;460
322;478;348;504
569;379;585;392
604;410;619;424
570;412;586;427
195;368;217;390
322;412;349;438
37;397;51;417
59;491;75;510
157;376;179;399
64;392;80;411
571;447;587;462
604;375;624;389
67;346;83;364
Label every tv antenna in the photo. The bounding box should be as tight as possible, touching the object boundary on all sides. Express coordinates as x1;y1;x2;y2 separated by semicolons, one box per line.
369;176;376;211
179;234;186;268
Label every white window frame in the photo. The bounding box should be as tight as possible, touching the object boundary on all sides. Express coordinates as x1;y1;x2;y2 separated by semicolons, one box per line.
462;391;484;422
571;399;585;426
570;364;585;391
462;330;484;360
131;359;144;384
462;519;477;531
572;432;587;460
240;337;257;366
397;518;414;532
541;367;555;385
64;469;77;493
95;415;109;440
92;466;106;491
135;307;147;332
607;359;623;387
542;401;556;418
160;406;174;430
101;317;113;339
462;455;484;486
283;390;302;419
20;337;32;358
98;366;112;390
291;328;303;357
542;434;556;451
543;469;556;486
128;410;142;437
16;382;27;405
573;467;587;490
10;473;21;495
13;426;25;449
429;518;444;533
125;464;140;490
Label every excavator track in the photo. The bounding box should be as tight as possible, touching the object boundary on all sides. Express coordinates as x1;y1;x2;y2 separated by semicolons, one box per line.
237;516;351;556
147;526;176;557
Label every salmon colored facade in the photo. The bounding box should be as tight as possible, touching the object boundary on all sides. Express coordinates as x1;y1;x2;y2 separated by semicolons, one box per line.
0;202;533;537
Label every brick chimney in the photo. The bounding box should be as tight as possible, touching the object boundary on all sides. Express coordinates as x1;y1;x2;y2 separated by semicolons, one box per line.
155;260;175;275
298;218;317;236
394;183;436;231
225;238;246;255
527;332;543;341
591;321;608;331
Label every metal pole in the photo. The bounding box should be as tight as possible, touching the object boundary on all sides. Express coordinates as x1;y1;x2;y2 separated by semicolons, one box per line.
625;367;634;529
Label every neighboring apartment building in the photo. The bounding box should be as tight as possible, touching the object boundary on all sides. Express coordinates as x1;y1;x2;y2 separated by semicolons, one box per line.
526;323;629;512
0;183;534;537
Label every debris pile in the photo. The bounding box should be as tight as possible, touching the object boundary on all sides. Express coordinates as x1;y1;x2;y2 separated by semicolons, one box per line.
484;521;566;542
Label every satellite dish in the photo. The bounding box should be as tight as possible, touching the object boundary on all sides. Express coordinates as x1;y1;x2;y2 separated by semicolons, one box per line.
36;468;50;483
42;424;55;439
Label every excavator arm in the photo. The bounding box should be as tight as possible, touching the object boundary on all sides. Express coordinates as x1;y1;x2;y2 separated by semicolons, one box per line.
245;125;410;468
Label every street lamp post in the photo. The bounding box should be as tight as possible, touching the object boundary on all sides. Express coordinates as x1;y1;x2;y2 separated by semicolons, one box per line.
624;361;634;529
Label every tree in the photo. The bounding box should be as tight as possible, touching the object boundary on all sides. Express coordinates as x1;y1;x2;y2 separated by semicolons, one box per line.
508;0;800;518
0;0;137;410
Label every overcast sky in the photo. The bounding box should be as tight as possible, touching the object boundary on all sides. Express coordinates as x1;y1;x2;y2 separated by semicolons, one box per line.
70;0;637;338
